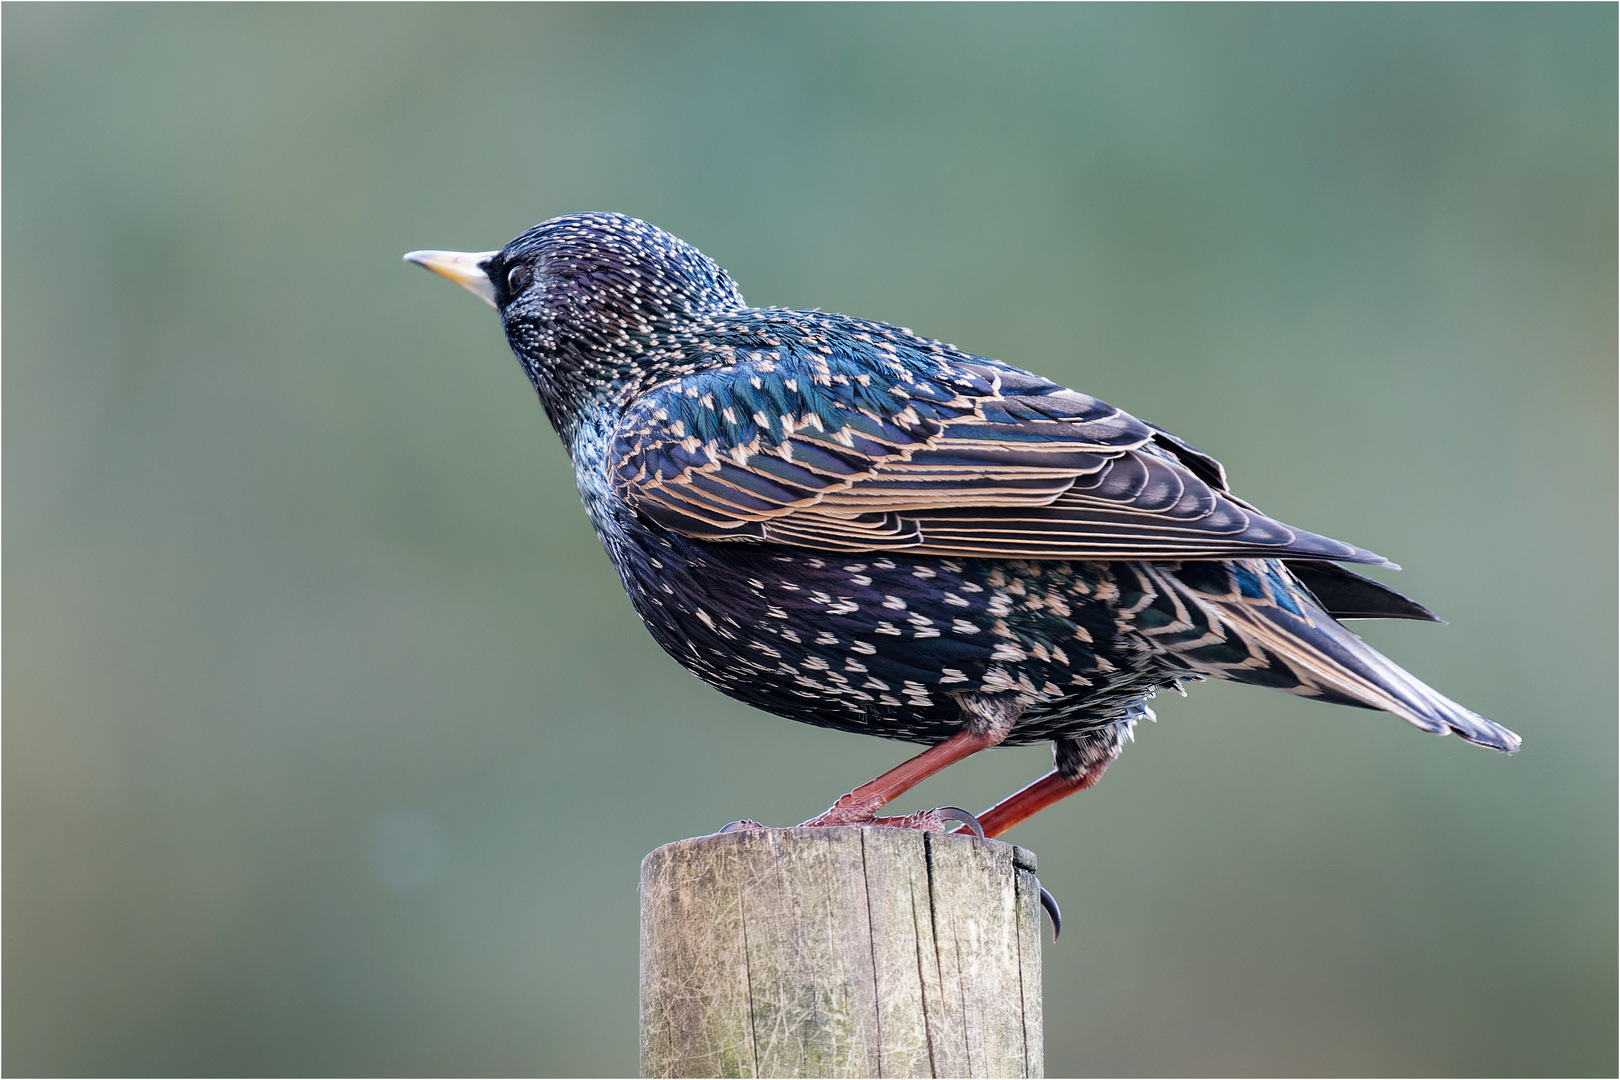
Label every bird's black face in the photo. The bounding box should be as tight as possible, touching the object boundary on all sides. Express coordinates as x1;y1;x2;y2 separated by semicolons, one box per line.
493;259;534;306
478;213;748;433
408;213;747;436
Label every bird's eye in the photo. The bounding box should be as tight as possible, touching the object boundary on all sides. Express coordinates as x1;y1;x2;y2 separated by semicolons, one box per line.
506;265;532;295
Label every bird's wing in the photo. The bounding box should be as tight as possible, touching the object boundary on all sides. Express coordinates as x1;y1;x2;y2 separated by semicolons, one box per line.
611;347;1391;566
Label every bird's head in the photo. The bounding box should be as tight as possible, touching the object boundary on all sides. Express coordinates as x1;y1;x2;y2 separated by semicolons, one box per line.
407;213;745;434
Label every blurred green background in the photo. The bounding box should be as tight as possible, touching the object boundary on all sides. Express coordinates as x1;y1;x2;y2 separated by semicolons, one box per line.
5;4;1614;1076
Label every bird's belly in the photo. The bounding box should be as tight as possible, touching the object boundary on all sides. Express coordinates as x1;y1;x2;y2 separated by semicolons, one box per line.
610;519;1172;745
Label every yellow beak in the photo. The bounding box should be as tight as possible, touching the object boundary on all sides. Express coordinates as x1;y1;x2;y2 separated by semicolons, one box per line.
403;249;500;307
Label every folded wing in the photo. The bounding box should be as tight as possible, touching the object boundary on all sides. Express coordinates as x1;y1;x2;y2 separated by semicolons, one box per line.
611;346;1392;566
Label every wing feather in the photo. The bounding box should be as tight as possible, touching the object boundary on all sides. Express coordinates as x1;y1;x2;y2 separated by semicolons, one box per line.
611;346;1392;566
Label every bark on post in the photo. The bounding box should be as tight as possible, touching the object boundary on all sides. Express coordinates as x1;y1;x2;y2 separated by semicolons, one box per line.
639;827;1044;1079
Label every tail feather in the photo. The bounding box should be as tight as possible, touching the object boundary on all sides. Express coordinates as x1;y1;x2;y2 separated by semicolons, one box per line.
1153;562;1519;753
1223;602;1518;752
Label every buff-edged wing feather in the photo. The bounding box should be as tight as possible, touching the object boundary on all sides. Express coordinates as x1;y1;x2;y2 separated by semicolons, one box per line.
611;344;1395;566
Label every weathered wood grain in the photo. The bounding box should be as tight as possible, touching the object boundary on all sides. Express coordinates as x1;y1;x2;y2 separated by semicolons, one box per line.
640;827;1043;1078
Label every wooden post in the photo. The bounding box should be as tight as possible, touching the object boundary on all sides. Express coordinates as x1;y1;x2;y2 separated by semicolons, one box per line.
639;827;1044;1079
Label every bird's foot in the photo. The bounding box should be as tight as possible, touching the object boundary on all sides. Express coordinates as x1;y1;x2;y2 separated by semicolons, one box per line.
799;805;985;838
715;819;767;834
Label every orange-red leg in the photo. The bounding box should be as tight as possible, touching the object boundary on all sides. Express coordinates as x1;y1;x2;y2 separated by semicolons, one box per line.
963;756;1113;839
801;724;1007;828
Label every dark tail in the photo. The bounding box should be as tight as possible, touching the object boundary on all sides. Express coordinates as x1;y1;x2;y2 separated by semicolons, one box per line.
1217;599;1519;752
1154;562;1519;753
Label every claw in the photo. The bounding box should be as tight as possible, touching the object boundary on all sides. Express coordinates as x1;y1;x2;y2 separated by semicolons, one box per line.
934;806;985;839
804;806;984;834
1039;884;1062;943
717;819;765;834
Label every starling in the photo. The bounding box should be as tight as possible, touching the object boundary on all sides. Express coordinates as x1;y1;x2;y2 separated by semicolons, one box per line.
406;213;1517;839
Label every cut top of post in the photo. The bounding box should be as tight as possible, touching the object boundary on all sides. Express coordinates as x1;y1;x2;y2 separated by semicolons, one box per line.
639;827;1045;1079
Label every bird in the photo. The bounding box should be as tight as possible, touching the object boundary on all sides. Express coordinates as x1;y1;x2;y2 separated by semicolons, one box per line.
405;212;1518;842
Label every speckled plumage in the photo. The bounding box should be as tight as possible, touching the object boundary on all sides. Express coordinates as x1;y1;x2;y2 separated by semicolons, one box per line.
411;213;1517;825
